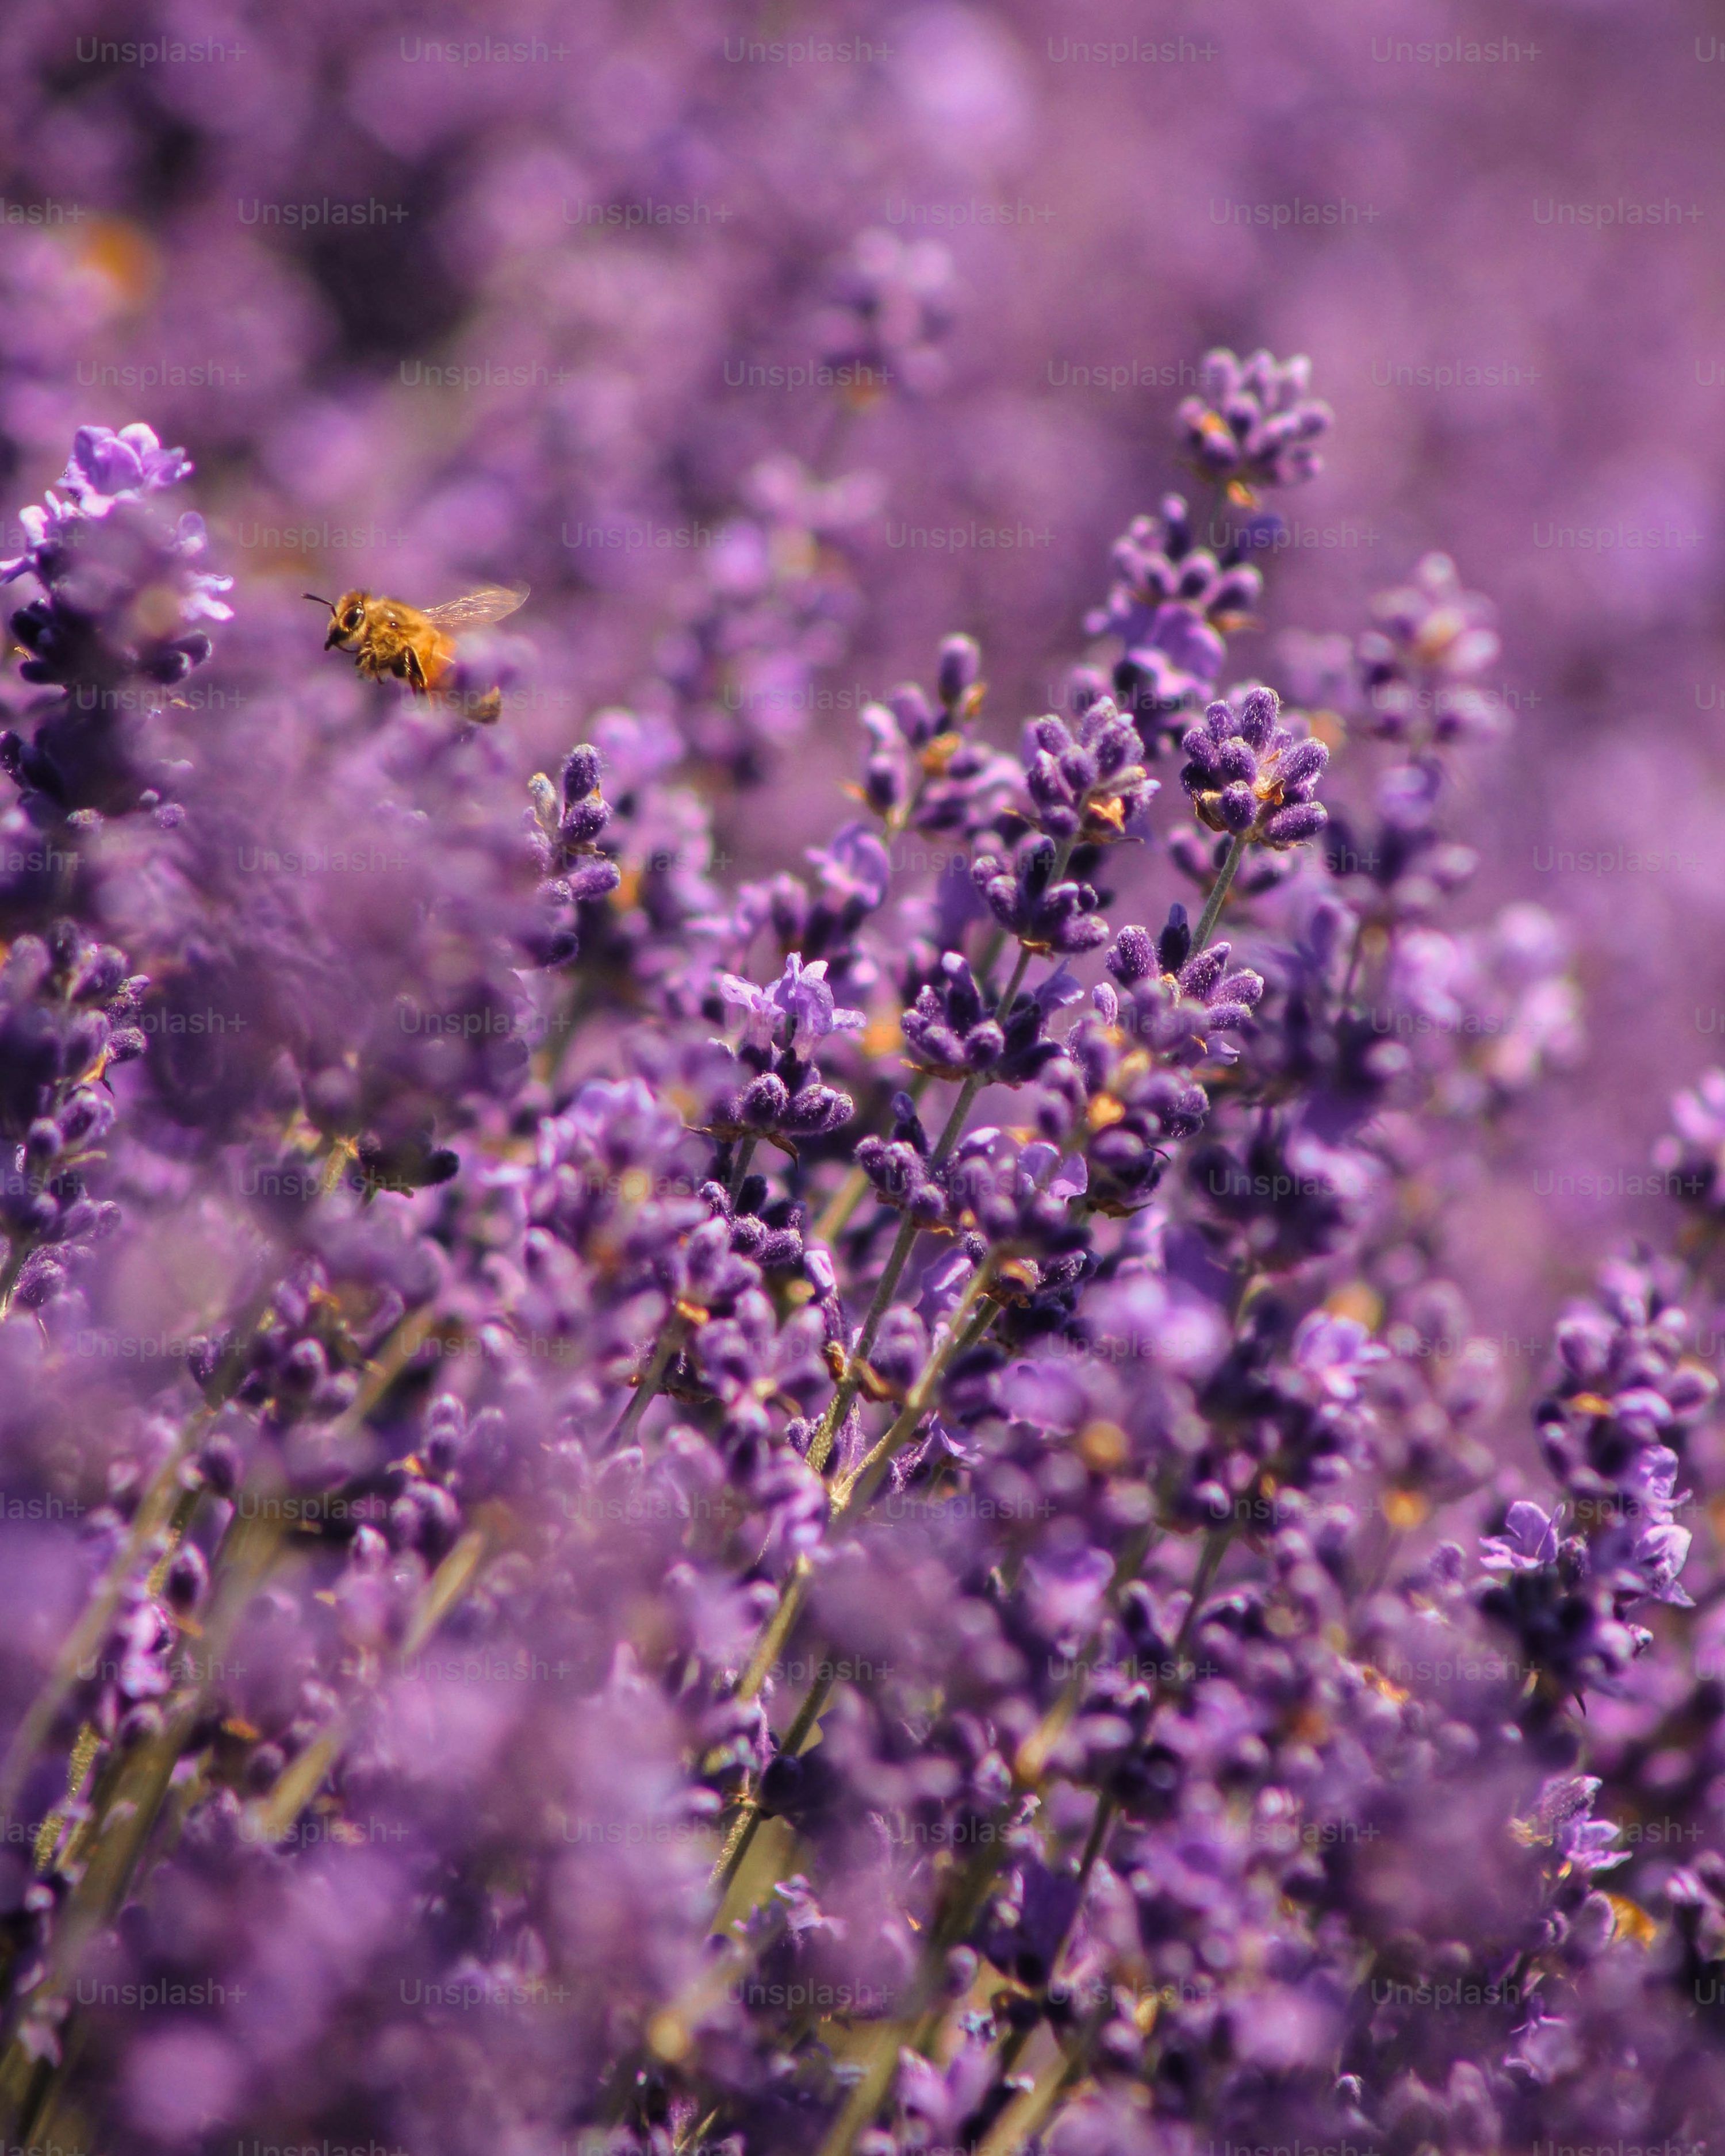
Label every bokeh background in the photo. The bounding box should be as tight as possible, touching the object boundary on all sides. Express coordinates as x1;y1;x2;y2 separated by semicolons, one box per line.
1;0;1716;1351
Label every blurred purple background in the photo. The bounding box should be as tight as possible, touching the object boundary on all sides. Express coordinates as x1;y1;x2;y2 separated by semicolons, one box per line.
1;0;1715;1335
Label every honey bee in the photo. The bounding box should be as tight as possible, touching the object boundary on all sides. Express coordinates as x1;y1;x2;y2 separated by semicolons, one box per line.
307;583;528;723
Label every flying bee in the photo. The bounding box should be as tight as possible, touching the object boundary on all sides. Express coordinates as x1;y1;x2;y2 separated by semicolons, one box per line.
306;583;528;723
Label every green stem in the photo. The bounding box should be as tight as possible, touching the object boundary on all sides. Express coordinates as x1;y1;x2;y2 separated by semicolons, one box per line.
711;1659;835;1894
726;1137;757;1203
608;1313;689;1449
1192;830;1248;952
830;1278;998;1521
974;2002;1109;2156
806;1213;918;1474
1176;1520;1234;1647
733;1556;812;1708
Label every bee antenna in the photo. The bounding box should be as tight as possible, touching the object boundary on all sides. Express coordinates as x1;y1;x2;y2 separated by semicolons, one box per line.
304;592;335;608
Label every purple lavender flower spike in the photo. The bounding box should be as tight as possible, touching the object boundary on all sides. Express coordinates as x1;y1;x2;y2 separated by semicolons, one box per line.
1180;685;1329;851
1176;347;1334;493
1086;496;1263;735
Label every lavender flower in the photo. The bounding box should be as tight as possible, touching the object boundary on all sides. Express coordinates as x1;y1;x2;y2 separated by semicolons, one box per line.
900;951;1070;1084
712;952;861;1144
1085;496;1262;728
1179;686;1329;848
812;227;956;398
2;423;229;816
1176;348;1334;493
972;833;1110;954
1358;554;1504;747
1017;695;1157;843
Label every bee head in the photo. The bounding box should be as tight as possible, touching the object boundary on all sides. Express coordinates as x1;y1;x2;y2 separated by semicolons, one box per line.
309;590;369;650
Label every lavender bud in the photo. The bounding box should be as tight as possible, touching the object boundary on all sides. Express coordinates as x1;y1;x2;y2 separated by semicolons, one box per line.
164;1546;209;1613
1107;927;1157;986
1237;685;1279;745
568;858;623;902
741;1073;791;1128
1276;736;1328;789
561;744;603;801
1261;800;1328;846
1157;904;1193;975
887;682;936;745
937;634;982;708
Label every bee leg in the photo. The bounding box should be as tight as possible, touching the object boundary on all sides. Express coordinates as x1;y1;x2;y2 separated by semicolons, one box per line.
401;647;430;697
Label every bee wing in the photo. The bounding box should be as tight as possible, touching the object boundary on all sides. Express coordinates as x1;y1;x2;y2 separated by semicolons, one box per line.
421;584;529;632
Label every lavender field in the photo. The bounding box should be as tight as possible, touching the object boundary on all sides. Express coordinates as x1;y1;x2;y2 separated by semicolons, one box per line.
1;2;1724;2152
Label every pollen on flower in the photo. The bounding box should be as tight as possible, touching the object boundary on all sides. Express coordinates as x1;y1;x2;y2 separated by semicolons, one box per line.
1383;1489;1429;1532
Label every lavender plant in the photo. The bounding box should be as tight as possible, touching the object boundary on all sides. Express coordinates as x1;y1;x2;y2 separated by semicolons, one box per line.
0;334;1718;2156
